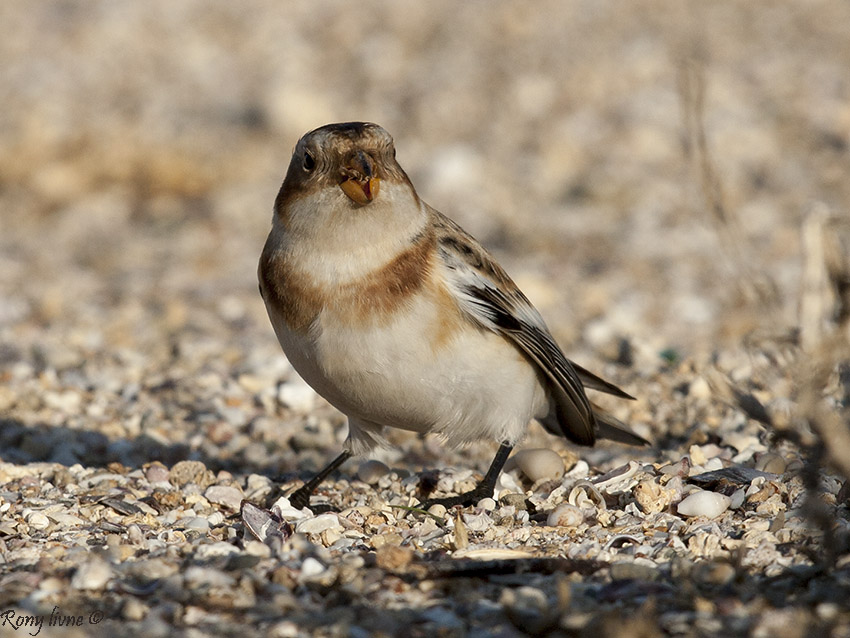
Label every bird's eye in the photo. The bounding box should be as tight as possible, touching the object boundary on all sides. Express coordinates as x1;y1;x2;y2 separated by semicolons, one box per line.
303;151;316;172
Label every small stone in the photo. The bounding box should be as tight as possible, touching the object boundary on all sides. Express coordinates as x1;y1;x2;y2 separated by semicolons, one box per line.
677;490;731;519
194;542;240;559
755;453;787;475
693;561;736;586
204;485;243;512
169;461;214;488
207;511;225;526
122;598;149;621
43;390;82;413
300;557;326;579
633;479;668;514
144;462;170;484
71;558;112;590
729;489;746;509
547;503;584;527
24;510;50;530
356;460;390;485
278;378;317;412
688;376;712;400
182;516;210;532
610;561;659;581
477;497;496;511
462;511;492;532
375;544;414;570
499;493;529;510
427;504;447;518
295;513;343;535
507;449;565;483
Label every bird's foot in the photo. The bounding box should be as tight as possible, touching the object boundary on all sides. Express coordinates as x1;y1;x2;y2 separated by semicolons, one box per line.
287;486;337;514
418;485;495;511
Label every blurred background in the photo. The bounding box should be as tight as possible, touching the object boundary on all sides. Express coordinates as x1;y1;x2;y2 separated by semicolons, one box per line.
1;1;848;471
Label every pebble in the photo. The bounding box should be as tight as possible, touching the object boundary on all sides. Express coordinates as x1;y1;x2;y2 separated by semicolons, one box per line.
610;561;659;581
296;513;343;535
299;557;326;579
499;493;529;510
677;490;731;519
208;511;225;526
476;497;496;511
205;485;243;511
633;479;668;514
547;503;584;527
375;544;414;570
278;378;317;412
71;558;112;590
24;510;50;530
144;462;171;484
506;448;565;483
194;542;240;559
356;460;390;485
122;598;149;621
169;461;214;488
427;504;447;518
182;516;211;532
462;511;493;532
755;453;787;474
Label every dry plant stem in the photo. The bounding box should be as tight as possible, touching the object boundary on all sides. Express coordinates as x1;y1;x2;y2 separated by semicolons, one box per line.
677;58;778;308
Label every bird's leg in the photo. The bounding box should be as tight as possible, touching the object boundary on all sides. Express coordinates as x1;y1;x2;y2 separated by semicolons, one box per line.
286;450;352;512
419;442;513;510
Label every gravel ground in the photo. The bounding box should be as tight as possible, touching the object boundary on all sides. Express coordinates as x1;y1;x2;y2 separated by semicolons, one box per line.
2;2;850;637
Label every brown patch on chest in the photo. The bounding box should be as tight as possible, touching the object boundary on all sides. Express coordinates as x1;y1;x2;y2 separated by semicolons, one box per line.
333;233;433;325
259;231;438;334
259;241;324;334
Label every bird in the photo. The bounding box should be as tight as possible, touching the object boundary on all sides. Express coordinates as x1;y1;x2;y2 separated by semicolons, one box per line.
258;122;648;511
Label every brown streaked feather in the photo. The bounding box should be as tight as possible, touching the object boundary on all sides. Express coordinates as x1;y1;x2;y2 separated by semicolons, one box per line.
431;206;642;447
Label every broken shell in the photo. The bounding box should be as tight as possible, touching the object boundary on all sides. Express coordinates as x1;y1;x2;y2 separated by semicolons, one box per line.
568;481;606;510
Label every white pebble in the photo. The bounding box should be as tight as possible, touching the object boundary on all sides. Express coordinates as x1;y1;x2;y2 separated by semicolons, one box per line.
476;497;496;511
427;504;447;518
204;485;243;512
295;513;342;535
71;559;112;590
547;503;584;527
182;516;210;532
508;449;565;483
194;542;240;559
356;460;390;485
207;511;225;526
43;390;82;413
270;496;311;520
24;510;50;530
462;511;493;532
677;490;731;518
277;378;317;412
729;489;746;509
300;557;326;579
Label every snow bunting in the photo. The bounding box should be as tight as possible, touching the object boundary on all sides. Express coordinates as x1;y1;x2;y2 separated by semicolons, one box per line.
259;122;647;510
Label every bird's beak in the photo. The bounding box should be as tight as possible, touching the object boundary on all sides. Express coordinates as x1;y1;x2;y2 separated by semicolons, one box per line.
340;150;380;205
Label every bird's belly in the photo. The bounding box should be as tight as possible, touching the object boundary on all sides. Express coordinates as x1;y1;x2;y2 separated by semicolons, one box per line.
270;291;546;445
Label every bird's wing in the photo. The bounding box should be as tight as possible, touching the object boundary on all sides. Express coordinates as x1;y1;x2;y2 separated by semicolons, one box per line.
431;210;604;445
